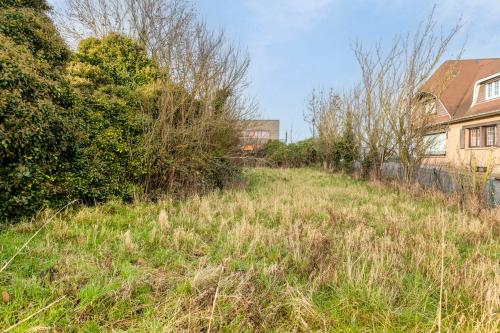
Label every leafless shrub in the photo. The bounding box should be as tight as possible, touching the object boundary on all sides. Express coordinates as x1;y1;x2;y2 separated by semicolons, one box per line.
311;8;462;181
388;10;462;182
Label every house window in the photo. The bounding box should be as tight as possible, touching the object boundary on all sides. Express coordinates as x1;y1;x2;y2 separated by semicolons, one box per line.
424;132;446;156
424;101;437;115
469;127;481;147
255;131;270;139
486;80;500;100
486;126;496;147
241;130;270;139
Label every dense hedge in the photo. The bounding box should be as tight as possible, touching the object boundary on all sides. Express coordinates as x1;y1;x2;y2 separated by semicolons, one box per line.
0;1;78;220
65;34;158;203
261;135;358;171
0;1;242;222
261;139;319;168
0;0;50;10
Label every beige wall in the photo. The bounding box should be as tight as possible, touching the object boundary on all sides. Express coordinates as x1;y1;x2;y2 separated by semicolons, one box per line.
240;120;280;141
239;120;280;151
424;115;500;176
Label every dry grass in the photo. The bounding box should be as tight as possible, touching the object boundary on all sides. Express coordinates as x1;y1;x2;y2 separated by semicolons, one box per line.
0;168;498;332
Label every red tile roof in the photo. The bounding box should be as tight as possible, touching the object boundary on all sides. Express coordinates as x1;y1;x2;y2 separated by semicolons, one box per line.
423;59;500;123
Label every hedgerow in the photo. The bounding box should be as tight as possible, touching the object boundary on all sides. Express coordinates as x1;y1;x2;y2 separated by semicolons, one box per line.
0;1;244;222
0;1;78;220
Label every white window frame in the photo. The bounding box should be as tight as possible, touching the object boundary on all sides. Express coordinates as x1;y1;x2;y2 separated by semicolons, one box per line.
469;127;481;148
486;126;496;147
424;101;437;115
486;80;500;100
424;132;446;156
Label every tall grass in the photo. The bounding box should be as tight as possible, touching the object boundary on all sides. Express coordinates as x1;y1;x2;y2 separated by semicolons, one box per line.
0;168;498;331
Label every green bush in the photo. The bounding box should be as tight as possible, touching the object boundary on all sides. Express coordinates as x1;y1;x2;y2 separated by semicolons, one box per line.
0;0;50;10
65;34;158;203
0;1;78;221
317;111;359;172
0;7;158;220
0;6;70;66
262;139;319;168
262;132;358;171
0;2;244;221
261;140;288;166
69;34;157;88
68;33;242;201
289;139;319;167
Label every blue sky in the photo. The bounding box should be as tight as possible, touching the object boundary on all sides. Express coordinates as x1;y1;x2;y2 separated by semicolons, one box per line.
50;0;500;141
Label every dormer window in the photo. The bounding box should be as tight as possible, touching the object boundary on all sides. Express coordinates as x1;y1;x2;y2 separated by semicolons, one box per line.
486;79;500;100
424;101;437;115
420;94;438;115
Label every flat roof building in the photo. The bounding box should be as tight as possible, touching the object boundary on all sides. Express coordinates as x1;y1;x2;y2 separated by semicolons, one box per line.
239;120;280;151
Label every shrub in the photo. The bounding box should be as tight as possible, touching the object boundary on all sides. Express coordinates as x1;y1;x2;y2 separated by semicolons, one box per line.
141;107;242;196
0;4;246;221
65;34;158;203
261;140;289;167
0;1;78;221
319;111;359;173
0;5;70;66
262;139;319;168
69;34;243;199
288;139;319;167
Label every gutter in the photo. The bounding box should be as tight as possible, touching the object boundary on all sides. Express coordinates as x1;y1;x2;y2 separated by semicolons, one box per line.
435;109;500;125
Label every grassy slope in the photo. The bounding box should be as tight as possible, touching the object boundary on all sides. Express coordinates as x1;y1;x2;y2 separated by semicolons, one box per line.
0;168;498;332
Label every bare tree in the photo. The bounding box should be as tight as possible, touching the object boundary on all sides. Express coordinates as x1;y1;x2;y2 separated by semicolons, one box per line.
304;89;319;138
312;8;462;180
352;41;400;178
389;9;462;181
305;88;361;170
59;0;256;192
305;89;344;142
58;0;194;53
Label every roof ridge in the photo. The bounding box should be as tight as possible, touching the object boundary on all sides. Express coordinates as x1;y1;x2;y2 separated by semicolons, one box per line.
443;58;500;64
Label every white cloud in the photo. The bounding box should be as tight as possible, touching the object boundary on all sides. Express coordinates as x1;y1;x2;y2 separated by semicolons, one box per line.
432;0;500;58
374;0;500;58
436;0;500;18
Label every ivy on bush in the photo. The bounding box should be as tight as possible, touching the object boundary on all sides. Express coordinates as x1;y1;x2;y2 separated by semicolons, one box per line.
0;1;79;221
262;139;319;168
1;1;244;222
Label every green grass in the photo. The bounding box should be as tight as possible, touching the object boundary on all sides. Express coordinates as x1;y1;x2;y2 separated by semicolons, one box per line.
0;168;498;332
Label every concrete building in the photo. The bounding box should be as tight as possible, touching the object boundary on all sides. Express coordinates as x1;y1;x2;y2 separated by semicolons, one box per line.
239;120;280;152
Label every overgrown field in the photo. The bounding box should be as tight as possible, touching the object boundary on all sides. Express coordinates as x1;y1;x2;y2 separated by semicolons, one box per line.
0;168;498;332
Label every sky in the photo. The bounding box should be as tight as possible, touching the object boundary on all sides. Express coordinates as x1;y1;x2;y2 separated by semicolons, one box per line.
49;0;500;141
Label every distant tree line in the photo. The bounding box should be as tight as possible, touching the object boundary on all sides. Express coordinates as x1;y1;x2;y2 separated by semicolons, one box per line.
0;0;253;221
303;9;461;180
260;9;463;178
